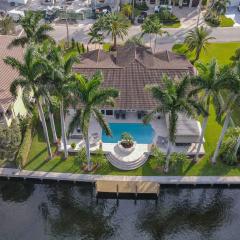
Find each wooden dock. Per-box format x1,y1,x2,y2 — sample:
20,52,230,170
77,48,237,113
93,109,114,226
96,180,160,197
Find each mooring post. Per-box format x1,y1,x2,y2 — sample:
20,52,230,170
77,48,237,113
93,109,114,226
116,184,119,199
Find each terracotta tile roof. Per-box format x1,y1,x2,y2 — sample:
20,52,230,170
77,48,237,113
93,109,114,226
73,44,194,110
0,35,24,112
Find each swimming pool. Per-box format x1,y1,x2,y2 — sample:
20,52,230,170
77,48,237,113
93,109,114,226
102,123,154,144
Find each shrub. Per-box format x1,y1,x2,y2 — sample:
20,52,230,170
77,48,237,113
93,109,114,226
151,145,165,167
204,10,220,26
169,152,188,171
121,132,134,148
135,1,149,11
149,12,180,24
218,127,240,165
71,142,76,149
16,121,33,168
77,147,87,166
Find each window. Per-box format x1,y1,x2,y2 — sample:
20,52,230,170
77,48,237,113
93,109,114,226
101,110,105,114
106,110,113,116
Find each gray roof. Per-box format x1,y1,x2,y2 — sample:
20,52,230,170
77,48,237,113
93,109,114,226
166,114,201,143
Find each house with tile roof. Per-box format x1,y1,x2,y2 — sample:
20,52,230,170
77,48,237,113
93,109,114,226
63,44,204,169
0,35,27,127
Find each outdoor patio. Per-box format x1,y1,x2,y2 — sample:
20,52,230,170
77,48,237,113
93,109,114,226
58,109,205,170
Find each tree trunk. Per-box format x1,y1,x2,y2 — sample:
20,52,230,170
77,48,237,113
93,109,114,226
234,136,240,156
195,104,209,162
48,105,58,143
37,99,53,159
60,99,68,159
164,141,173,173
113,35,117,50
154,34,157,53
149,34,152,49
194,48,201,63
212,110,232,164
85,134,92,171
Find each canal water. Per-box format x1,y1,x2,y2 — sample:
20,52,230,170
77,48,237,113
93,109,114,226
0,179,240,240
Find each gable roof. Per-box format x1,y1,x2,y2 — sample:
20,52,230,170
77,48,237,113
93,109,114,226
0,35,24,112
73,44,194,110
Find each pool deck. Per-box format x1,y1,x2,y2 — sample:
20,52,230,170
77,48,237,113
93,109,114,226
1,167,240,185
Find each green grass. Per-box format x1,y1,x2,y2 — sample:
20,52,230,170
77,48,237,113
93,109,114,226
24,42,240,176
219,15,235,27
162,22,181,28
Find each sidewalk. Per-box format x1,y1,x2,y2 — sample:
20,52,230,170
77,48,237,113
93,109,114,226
1,167,240,185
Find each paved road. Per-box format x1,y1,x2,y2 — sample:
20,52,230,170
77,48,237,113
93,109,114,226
51,21,240,51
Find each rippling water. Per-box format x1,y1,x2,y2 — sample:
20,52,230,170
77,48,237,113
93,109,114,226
0,179,240,240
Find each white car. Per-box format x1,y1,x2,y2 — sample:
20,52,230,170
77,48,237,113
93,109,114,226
154,5,173,13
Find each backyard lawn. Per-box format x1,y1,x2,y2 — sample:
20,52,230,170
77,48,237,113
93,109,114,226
24,42,240,176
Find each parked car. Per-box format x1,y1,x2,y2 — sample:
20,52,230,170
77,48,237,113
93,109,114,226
154,5,173,14
137,11,148,24
93,6,111,18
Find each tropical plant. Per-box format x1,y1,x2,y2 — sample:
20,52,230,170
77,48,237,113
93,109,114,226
125,36,144,46
211,0,230,15
88,26,104,55
121,4,133,19
9,11,54,48
0,16,15,35
43,44,79,159
230,48,240,66
212,63,240,164
218,127,240,165
184,26,215,63
4,47,53,159
93,13,130,50
68,72,118,170
144,75,205,172
121,132,134,148
190,59,228,161
141,17,168,52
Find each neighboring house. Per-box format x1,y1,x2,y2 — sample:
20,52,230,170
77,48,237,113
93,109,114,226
0,35,27,127
70,44,203,157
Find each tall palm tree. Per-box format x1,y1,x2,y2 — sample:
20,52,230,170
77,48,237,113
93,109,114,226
9,11,54,48
45,45,79,159
0,16,15,35
212,0,230,15
88,26,104,51
212,64,240,164
141,17,154,49
68,72,118,170
94,13,130,50
190,59,228,161
184,26,215,63
4,46,53,159
144,75,205,172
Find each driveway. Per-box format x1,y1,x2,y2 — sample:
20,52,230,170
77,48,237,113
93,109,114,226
226,7,240,26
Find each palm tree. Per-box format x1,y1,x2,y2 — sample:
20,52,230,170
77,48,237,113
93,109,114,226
212,0,230,15
212,64,240,164
68,72,118,170
9,11,54,48
121,4,133,19
0,16,15,35
88,26,104,50
141,17,154,49
44,45,79,159
184,26,215,64
190,59,228,161
4,46,53,159
144,75,205,172
94,13,130,50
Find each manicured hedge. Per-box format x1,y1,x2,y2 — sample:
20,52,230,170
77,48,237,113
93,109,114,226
16,122,33,168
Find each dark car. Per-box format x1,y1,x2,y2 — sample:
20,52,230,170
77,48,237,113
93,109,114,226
93,6,111,18
137,11,148,24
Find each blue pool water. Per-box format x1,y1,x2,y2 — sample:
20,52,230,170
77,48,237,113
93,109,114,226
102,123,154,144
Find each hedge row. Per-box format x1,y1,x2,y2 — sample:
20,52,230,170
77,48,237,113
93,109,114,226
16,122,33,168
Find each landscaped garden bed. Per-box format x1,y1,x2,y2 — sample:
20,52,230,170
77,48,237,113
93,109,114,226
148,12,181,28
